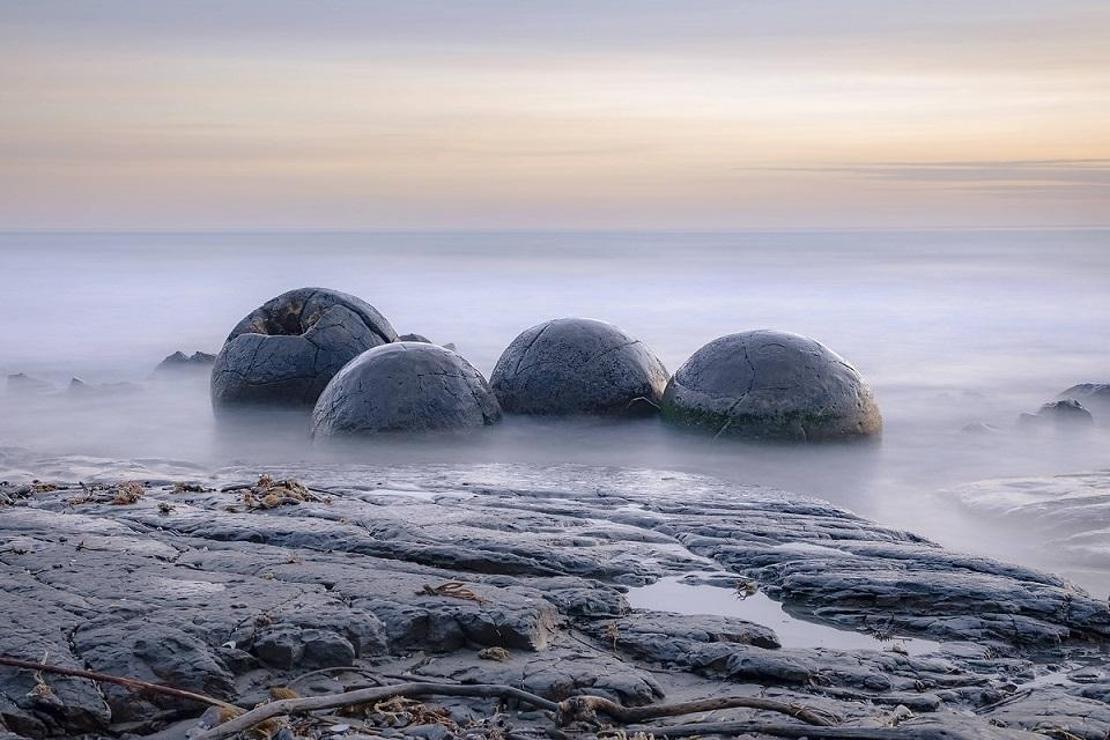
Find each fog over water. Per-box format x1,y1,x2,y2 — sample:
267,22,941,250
2,230,1109,592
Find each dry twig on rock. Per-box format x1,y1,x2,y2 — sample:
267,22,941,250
0,655,242,715
196,682,559,740
558,694,838,727
196,680,837,739
624,721,919,738
418,581,487,604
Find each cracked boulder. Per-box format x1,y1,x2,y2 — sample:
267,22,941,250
210,287,397,409
311,342,501,436
490,318,669,416
661,330,882,441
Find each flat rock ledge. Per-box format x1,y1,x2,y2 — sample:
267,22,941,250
0,463,1108,739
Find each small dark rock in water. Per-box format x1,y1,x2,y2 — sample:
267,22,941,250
661,330,882,441
211,287,397,409
155,350,216,372
6,373,52,394
397,332,432,343
1018,399,1094,429
312,342,501,436
490,317,668,416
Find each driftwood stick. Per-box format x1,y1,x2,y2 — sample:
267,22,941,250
200,678,839,739
197,682,561,740
626,721,904,738
0,655,242,714
559,694,838,726
286,665,386,688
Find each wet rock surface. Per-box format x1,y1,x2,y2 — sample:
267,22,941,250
662,330,882,441
211,288,397,409
311,343,501,436
490,318,669,416
0,462,1107,738
949,470,1110,578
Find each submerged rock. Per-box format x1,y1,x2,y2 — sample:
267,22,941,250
154,350,215,373
5,373,52,394
661,330,882,441
490,318,669,416
962,421,1002,434
210,288,396,409
312,342,501,436
1018,399,1094,429
67,377,142,397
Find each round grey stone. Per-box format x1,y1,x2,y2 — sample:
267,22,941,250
211,287,397,409
489,318,669,416
661,330,882,441
311,342,501,436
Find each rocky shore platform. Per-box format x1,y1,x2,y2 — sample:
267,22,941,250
2,462,1109,739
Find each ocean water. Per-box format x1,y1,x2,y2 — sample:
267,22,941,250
2,229,1109,591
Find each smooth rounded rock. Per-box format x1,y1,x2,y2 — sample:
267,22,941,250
661,330,882,441
311,342,501,436
211,288,396,409
489,318,669,416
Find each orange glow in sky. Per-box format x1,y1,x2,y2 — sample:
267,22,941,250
2,1,1108,229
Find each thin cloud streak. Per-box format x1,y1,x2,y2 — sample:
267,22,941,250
752,160,1110,191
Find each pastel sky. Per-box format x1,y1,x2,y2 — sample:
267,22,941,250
2,1,1108,229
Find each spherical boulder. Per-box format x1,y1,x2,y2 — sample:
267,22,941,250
311,342,501,436
661,330,881,441
489,318,669,416
211,288,397,409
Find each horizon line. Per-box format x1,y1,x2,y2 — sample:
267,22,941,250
2,225,1109,236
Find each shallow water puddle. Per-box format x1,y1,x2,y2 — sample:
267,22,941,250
627,575,941,655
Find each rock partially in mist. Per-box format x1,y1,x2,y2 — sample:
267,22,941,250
210,287,396,410
6,373,53,394
1018,399,1094,430
1057,383,1110,422
311,342,501,436
154,350,215,373
490,317,669,416
661,330,882,441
